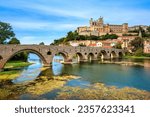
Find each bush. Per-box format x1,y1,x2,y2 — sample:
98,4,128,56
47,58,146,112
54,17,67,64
134,48,143,56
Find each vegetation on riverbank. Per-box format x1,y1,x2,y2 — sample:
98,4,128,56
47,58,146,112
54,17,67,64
124,56,150,59
0,61,32,80
56,83,150,100
4,61,32,69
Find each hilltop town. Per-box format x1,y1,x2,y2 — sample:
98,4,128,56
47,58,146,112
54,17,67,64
53,17,150,55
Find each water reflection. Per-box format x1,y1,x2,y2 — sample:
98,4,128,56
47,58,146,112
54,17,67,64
12,53,42,84
52,55,64,75
12,63,42,84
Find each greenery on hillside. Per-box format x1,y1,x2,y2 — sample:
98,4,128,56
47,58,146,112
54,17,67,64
129,37,150,57
52,31,118,45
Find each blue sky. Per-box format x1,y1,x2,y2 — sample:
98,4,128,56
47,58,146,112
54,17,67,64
0,0,150,44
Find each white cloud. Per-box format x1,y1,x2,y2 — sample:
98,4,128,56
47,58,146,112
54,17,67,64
20,36,54,45
10,20,82,31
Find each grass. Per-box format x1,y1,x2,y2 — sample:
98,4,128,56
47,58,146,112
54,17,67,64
0,61,33,80
4,61,32,69
123,56,150,59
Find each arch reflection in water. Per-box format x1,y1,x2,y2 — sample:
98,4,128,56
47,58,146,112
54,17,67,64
52,56,64,75
12,53,42,84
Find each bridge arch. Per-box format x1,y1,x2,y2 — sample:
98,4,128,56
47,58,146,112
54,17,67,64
88,53,94,61
0,55,3,60
76,52,84,62
97,50,108,59
110,51,117,59
56,52,68,60
118,52,123,58
3,49,47,68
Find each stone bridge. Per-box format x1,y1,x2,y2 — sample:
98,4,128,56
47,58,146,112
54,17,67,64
0,44,125,70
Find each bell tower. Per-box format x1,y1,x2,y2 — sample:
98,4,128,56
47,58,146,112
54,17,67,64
98,16,104,26
90,18,93,27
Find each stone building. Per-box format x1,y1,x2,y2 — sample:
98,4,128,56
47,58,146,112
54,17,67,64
77,17,128,36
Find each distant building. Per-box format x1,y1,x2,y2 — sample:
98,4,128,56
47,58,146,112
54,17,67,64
144,40,150,53
128,25,148,32
77,17,128,36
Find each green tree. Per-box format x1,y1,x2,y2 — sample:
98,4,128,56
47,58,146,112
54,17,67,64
8,37,20,44
113,43,122,49
130,37,143,52
11,52,28,62
0,21,15,44
66,31,74,41
39,42,45,45
134,48,143,56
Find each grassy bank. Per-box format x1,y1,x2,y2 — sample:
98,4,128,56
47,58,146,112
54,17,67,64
0,61,32,80
123,56,150,59
4,61,32,69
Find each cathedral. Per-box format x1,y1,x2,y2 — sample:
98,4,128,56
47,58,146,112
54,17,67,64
77,17,128,36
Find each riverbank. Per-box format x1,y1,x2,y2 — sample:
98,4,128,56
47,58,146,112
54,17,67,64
124,56,150,59
4,61,33,69
0,74,80,99
56,83,150,100
0,61,33,80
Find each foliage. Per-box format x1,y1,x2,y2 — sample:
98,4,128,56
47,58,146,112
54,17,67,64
79,43,86,47
122,33,138,36
142,53,150,57
4,61,32,69
113,43,122,49
8,37,20,44
52,31,118,45
130,37,143,52
101,33,118,40
0,21,15,44
134,48,143,56
39,42,45,45
10,52,29,62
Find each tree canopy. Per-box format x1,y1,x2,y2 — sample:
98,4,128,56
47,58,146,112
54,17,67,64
39,42,45,45
130,37,143,52
8,37,20,44
0,21,15,44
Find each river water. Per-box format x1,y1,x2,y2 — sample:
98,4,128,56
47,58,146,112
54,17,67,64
0,55,150,99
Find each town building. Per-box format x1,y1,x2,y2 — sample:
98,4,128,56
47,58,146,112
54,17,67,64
77,17,128,36
69,39,121,49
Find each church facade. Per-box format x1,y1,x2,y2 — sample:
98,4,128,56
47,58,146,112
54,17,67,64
77,17,128,36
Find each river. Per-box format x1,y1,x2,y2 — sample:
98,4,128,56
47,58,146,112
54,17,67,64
0,54,150,100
